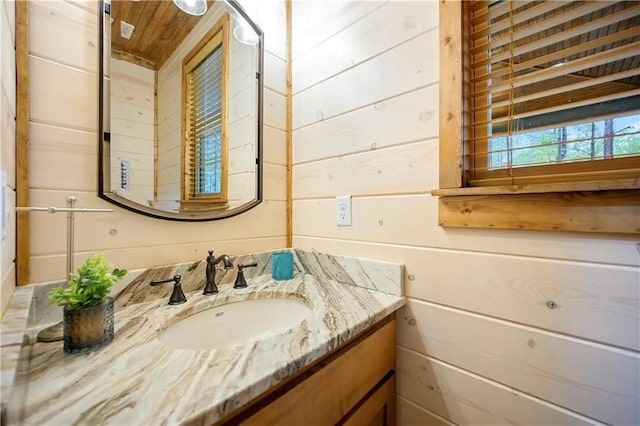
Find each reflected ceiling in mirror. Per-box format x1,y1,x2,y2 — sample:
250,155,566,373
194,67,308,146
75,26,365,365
99,0,264,221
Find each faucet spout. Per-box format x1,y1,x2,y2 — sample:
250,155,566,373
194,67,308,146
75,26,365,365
217,255,233,269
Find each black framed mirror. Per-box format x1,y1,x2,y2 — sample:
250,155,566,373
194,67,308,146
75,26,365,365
99,0,263,221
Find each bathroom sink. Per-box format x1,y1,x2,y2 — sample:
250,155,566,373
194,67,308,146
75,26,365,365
157,298,312,350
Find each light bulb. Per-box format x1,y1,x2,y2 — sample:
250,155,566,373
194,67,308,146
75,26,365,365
173,0,207,16
233,20,257,45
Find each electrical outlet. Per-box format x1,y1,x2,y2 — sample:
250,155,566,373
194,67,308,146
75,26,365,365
336,195,352,226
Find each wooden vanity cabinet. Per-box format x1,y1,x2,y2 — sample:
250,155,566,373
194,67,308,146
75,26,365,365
220,316,396,426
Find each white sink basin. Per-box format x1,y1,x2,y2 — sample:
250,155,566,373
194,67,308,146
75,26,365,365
157,298,312,350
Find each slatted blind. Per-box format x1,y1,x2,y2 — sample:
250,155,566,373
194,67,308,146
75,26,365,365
467,0,640,185
185,43,224,198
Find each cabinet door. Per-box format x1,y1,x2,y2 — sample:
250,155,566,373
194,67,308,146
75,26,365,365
342,373,396,426
242,320,396,425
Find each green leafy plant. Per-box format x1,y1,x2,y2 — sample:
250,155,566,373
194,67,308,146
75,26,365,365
49,253,127,310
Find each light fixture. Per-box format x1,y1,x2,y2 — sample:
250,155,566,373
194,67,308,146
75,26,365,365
233,19,258,45
173,0,207,16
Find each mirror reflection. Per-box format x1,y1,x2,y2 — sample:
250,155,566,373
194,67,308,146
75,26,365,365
100,0,263,220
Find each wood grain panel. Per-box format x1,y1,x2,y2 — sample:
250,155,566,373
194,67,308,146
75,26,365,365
110,58,155,204
293,141,437,199
1,264,16,315
29,123,96,191
292,197,640,267
293,1,437,94
294,236,639,351
413,248,638,346
438,190,640,234
438,0,464,189
110,58,154,108
264,51,287,95
397,346,600,425
396,396,454,426
1,189,16,281
264,87,286,130
285,0,292,248
263,163,287,202
156,114,178,147
1,88,16,188
263,125,286,166
28,190,286,257
293,30,438,130
2,0,16,42
291,1,383,59
397,300,640,425
65,0,100,15
28,0,98,73
1,2,16,115
16,0,29,285
293,86,438,165
29,236,286,284
29,56,97,132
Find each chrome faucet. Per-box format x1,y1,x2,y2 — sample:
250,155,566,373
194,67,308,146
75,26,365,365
203,250,233,295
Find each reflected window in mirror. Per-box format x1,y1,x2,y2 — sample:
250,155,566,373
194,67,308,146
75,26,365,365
182,14,229,211
100,1,264,221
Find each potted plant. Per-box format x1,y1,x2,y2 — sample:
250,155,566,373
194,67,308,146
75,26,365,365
49,253,127,353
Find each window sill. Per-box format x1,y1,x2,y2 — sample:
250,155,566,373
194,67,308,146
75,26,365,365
433,185,640,235
179,200,229,212
432,178,640,197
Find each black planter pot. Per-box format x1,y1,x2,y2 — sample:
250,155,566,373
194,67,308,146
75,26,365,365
63,297,114,354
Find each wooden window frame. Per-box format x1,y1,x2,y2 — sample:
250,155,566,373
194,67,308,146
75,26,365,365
180,14,230,211
433,0,640,235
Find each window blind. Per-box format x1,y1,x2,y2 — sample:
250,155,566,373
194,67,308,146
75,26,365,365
186,44,224,198
467,0,640,185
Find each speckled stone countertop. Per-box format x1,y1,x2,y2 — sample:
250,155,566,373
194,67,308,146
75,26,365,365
1,250,404,425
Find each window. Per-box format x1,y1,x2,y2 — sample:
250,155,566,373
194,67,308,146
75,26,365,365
468,0,640,186
181,15,229,209
436,0,640,234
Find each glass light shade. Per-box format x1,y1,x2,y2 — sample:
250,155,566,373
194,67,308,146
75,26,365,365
173,0,207,16
233,21,258,45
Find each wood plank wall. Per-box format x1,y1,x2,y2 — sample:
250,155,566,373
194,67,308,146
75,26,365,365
110,58,155,206
24,0,287,284
290,2,640,425
0,0,16,313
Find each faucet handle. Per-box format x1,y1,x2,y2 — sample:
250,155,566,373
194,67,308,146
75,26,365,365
150,275,187,305
234,263,258,289
239,262,258,271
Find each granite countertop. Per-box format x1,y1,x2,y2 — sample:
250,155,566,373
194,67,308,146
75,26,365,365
1,250,405,425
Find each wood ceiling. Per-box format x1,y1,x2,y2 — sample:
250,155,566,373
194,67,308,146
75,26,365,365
111,1,215,70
